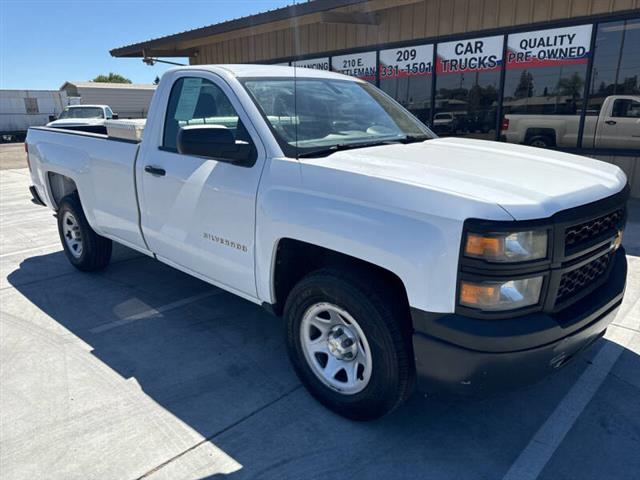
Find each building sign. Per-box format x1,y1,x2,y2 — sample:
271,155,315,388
379,44,434,79
506,25,592,69
331,51,377,81
436,35,503,74
292,57,330,70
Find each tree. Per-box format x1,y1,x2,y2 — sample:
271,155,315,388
556,73,584,100
92,73,132,84
514,70,534,98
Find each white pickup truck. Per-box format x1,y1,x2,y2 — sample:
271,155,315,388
501,94,640,150
46,104,117,134
26,65,629,420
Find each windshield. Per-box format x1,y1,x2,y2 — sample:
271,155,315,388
241,78,435,157
58,107,104,119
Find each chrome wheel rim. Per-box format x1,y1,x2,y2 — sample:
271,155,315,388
300,302,372,395
62,211,83,258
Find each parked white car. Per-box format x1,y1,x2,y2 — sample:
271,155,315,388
432,112,458,134
26,65,628,420
502,94,640,149
47,104,117,133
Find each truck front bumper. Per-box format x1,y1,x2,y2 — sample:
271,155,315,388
411,249,626,395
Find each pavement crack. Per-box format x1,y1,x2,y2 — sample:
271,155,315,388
608,370,640,390
133,384,303,480
611,322,640,334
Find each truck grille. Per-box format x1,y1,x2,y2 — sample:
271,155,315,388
555,253,612,306
565,209,624,253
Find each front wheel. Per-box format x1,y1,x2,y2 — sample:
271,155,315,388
57,194,112,271
284,269,414,420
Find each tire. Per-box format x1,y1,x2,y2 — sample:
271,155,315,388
527,135,553,149
57,193,112,271
284,268,414,420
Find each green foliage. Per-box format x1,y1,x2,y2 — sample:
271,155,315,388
556,73,584,99
92,73,132,84
514,70,534,98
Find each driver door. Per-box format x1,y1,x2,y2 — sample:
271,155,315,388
137,73,264,299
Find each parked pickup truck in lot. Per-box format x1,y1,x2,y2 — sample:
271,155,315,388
26,65,629,420
46,104,117,134
501,94,640,150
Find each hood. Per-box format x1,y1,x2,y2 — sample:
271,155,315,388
47,118,105,127
302,137,627,220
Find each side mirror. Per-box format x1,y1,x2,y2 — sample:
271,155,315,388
49,115,56,122
177,125,254,165
112,113,119,120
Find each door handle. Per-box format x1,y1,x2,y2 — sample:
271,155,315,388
144,165,166,176
605,120,617,125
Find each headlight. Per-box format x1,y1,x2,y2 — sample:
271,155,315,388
464,230,547,262
459,276,543,311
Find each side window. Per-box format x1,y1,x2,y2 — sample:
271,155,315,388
105,107,113,119
584,19,640,149
611,99,640,118
163,77,251,151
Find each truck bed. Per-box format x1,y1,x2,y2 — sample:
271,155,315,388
47,124,109,135
26,126,147,252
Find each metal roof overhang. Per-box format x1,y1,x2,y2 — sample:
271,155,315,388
110,0,422,58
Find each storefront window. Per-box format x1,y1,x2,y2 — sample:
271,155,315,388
583,18,640,150
276,16,638,154
379,44,434,125
331,51,377,83
434,35,503,140
501,25,592,149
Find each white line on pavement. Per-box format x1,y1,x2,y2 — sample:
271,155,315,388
90,290,221,334
502,327,636,480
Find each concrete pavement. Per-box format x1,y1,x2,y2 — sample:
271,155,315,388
1,167,638,480
0,143,27,170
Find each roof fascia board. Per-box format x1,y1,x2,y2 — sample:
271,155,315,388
111,0,423,57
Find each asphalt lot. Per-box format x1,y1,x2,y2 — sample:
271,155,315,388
1,165,639,480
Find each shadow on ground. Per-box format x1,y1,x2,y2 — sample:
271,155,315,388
6,251,640,480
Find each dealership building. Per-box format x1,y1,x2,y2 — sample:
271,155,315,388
112,0,640,193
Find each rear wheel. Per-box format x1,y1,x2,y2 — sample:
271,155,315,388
527,135,553,149
284,269,414,420
57,194,112,271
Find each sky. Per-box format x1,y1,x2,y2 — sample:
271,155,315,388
0,0,295,90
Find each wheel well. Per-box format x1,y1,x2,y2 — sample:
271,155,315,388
47,172,78,209
271,238,410,316
525,128,556,146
